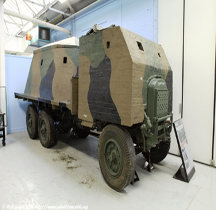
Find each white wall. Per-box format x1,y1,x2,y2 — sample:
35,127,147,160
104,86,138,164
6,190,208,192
0,1,6,117
5,35,27,53
158,0,183,155
158,0,216,164
183,0,215,164
52,0,158,42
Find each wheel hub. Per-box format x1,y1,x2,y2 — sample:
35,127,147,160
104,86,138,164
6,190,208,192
104,139,122,177
40,118,47,140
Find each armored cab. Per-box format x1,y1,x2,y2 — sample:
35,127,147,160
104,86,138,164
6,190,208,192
15,25,173,192
78,25,172,127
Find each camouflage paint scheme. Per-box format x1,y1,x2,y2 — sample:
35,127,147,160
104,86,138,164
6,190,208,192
78,26,172,127
17,25,172,129
24,44,79,107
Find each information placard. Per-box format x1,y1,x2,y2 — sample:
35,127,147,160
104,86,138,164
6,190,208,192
173,119,195,182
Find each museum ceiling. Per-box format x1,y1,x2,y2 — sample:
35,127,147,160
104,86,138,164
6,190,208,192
3,0,98,37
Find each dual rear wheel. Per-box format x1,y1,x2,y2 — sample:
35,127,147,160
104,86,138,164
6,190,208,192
38,109,57,148
26,105,90,148
26,105,38,139
26,105,57,148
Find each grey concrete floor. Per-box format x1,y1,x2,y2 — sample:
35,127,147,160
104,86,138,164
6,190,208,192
0,131,216,210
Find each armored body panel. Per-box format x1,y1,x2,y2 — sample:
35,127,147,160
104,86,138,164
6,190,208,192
23,38,79,107
78,26,172,127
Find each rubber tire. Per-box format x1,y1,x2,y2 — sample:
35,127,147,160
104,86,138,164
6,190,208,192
148,140,171,164
26,104,38,139
98,125,136,192
38,109,56,148
76,127,90,138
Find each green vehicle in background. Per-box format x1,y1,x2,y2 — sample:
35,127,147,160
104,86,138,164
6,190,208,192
15,25,173,191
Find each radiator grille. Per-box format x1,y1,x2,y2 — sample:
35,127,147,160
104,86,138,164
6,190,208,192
157,90,169,118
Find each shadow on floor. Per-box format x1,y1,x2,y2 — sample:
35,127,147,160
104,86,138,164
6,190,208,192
52,132,99,160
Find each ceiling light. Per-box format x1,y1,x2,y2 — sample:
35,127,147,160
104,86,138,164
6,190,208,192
22,22,33,32
59,0,66,3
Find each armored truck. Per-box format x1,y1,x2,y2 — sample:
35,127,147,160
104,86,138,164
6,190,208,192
15,25,173,191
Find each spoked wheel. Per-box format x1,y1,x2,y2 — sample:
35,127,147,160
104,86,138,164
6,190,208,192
26,105,38,139
38,109,56,148
145,140,171,164
98,125,136,191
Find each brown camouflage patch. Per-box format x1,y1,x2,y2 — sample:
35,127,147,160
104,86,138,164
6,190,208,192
52,48,77,102
78,54,94,125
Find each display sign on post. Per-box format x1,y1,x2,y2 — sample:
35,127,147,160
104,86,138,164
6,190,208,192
173,119,195,182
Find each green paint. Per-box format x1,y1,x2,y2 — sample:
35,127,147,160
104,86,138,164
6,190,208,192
24,67,33,95
79,31,105,68
142,41,166,106
40,46,54,80
65,47,79,67
103,138,123,178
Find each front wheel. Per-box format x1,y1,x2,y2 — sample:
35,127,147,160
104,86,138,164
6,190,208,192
146,140,171,163
38,109,56,148
98,125,136,191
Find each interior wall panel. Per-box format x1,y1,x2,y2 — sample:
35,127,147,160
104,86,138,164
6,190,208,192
213,0,216,166
52,0,158,42
183,0,215,164
158,0,183,155
5,55,32,134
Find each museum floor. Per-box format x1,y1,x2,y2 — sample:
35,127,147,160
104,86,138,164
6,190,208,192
0,131,215,210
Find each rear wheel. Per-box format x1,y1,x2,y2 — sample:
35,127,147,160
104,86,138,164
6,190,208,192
98,125,136,191
146,140,170,163
26,105,38,139
38,109,56,148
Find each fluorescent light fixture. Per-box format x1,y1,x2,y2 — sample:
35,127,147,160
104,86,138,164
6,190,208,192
22,22,33,32
59,0,66,3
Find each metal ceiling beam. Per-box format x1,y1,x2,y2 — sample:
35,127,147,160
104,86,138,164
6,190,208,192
21,0,36,15
24,0,44,7
5,20,23,27
49,7,70,16
34,0,59,18
4,9,71,35
15,0,23,25
24,0,69,16
14,0,59,37
49,13,62,23
66,0,75,14
6,14,22,28
57,0,105,26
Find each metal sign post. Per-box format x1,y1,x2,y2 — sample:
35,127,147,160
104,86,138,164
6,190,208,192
173,119,195,182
